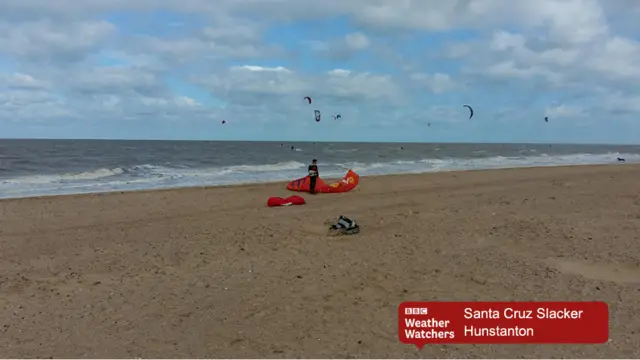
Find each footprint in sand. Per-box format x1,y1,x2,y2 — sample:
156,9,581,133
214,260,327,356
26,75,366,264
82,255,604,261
548,258,640,284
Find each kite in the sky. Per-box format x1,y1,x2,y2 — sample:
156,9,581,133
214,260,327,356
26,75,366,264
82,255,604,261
463,105,474,119
315,110,321,122
221,120,226,124
545,116,548,122
332,114,342,120
304,96,312,104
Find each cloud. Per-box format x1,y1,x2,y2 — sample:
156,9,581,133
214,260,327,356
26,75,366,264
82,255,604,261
66,66,163,96
0,72,51,90
309,32,372,61
193,65,405,110
344,32,370,50
410,73,458,94
0,19,115,62
0,0,638,142
545,104,584,118
123,17,283,65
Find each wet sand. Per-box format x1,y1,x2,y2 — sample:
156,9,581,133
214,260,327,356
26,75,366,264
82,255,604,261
1,164,639,358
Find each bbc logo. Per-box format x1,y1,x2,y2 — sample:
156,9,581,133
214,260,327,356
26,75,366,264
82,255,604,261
405,307,428,315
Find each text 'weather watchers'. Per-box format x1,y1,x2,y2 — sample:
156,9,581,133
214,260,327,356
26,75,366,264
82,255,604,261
398,301,608,348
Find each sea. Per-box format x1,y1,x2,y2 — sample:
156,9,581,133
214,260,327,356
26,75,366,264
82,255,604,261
1,139,639,199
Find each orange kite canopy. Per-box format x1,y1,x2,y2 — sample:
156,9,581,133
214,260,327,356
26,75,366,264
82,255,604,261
286,170,359,193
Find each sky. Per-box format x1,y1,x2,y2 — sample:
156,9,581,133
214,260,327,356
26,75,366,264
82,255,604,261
0,0,639,144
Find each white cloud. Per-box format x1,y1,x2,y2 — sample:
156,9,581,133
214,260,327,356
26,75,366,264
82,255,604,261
309,32,371,60
0,19,115,61
0,72,51,90
175,96,200,107
0,0,638,140
233,65,291,73
410,73,458,94
490,31,526,51
601,92,640,114
344,32,370,50
327,69,351,77
545,104,584,118
140,95,200,107
193,65,404,108
66,66,162,96
584,36,640,80
445,1,640,102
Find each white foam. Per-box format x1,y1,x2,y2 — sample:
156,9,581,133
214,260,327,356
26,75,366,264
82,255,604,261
1,167,125,185
0,153,637,199
339,153,640,176
222,161,305,173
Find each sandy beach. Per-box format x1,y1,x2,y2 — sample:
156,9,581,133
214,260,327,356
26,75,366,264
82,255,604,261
1,164,639,358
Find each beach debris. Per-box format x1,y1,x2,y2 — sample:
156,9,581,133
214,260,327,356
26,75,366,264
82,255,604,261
327,215,359,236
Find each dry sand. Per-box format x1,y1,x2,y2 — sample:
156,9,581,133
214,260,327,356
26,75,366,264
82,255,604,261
1,164,640,358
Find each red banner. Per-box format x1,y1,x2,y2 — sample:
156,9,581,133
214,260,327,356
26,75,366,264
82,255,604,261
398,301,608,348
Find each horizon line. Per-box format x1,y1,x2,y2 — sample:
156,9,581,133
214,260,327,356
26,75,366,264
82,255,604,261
0,138,637,146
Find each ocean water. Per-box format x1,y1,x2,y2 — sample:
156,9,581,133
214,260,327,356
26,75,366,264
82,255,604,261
0,139,639,199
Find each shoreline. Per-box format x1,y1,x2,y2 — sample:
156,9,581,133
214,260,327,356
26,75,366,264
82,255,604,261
0,162,630,202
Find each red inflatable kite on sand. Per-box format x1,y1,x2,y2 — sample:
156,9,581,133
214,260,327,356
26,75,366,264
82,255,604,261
286,169,359,194
267,195,306,207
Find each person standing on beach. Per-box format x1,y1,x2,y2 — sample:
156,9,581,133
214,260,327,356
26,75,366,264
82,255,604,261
308,159,319,194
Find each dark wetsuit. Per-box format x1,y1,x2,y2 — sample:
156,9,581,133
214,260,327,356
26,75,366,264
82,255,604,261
308,164,319,194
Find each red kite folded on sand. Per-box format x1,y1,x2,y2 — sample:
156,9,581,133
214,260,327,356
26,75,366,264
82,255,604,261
267,195,306,207
286,169,359,194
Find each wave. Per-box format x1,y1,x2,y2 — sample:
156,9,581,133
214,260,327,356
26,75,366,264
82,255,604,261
0,153,637,199
335,153,640,175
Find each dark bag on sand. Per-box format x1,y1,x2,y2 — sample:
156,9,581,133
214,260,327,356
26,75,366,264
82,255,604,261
328,215,359,235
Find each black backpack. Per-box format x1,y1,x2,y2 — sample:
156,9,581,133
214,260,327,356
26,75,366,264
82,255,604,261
329,215,359,235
